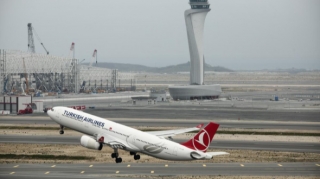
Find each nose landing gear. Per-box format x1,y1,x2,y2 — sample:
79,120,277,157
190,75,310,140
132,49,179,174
59,125,64,135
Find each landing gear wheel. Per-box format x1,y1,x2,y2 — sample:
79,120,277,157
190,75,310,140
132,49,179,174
115,157,122,163
130,152,136,156
111,153,119,158
59,125,64,135
134,154,140,160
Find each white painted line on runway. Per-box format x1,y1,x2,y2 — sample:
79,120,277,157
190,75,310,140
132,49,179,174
116,171,119,174
89,165,93,167
151,171,154,174
165,164,168,167
203,164,206,167
10,172,15,174
316,164,320,167
45,171,50,174
51,165,56,168
80,171,85,174
240,164,244,167
127,164,131,167
278,164,282,167
13,165,19,168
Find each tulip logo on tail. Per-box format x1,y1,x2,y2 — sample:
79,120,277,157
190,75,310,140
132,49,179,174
192,129,210,151
181,122,219,152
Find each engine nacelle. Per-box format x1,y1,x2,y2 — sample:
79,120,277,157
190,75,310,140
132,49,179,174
80,135,103,150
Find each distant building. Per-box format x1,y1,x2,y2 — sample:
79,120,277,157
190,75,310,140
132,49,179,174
150,90,167,102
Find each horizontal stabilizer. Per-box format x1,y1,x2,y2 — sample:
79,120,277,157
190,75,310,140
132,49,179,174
206,152,229,157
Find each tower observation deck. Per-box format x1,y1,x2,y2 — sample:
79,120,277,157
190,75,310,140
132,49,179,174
189,0,210,9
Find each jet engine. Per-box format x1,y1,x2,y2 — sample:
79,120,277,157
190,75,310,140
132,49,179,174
80,135,103,150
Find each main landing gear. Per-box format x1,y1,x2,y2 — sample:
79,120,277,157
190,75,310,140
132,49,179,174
130,152,140,160
59,125,64,135
111,149,122,163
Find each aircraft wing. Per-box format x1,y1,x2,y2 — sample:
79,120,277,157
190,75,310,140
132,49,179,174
146,123,204,138
96,134,128,149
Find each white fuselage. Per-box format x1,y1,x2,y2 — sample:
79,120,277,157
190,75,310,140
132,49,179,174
47,107,211,161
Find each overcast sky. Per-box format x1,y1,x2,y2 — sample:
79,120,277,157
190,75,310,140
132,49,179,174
1,0,319,70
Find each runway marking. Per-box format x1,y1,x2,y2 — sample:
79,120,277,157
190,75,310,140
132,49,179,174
116,171,119,174
45,171,50,174
10,172,15,175
13,165,19,168
278,164,283,167
127,164,131,167
151,170,154,174
89,165,93,167
80,171,85,174
51,165,56,168
165,164,168,167
240,164,244,167
316,164,320,167
203,164,206,167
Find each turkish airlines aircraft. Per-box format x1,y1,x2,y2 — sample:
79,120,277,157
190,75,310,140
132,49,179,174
47,106,228,163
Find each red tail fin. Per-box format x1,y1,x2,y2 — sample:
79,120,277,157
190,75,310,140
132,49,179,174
181,122,219,152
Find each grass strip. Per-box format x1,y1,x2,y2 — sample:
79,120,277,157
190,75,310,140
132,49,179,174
0,154,94,160
1,126,319,136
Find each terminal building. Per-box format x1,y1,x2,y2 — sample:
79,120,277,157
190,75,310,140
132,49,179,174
169,0,222,100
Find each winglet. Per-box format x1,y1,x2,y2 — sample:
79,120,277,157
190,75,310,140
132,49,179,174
196,123,204,129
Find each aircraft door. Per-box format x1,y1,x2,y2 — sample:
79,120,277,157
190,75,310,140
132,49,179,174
127,135,139,151
172,146,178,156
127,135,136,144
55,109,60,121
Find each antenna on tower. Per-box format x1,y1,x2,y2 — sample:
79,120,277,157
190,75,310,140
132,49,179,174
27,23,35,53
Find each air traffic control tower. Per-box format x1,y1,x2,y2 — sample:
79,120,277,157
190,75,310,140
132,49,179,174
169,0,222,100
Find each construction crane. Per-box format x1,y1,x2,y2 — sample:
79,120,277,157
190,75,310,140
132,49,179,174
22,58,29,94
27,23,35,53
89,49,97,67
68,42,75,59
27,23,49,55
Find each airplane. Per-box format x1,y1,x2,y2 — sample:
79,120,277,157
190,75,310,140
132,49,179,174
47,106,228,163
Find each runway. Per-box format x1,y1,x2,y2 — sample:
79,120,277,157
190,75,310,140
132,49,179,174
87,107,320,122
0,163,319,178
1,115,319,130
1,135,319,153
